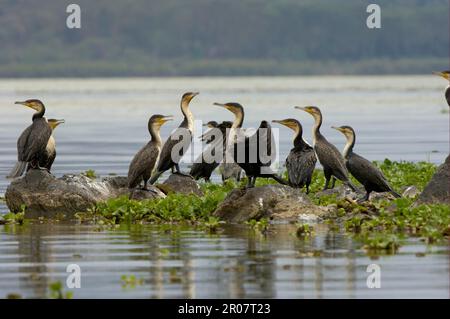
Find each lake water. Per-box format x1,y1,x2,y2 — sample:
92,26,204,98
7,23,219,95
0,76,448,298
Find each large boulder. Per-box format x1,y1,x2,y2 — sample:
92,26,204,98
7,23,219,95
417,155,450,204
213,185,327,223
157,174,204,196
5,170,165,218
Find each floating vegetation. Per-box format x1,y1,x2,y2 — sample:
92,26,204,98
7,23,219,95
82,169,97,179
245,218,270,234
120,275,144,289
48,281,73,299
295,223,315,237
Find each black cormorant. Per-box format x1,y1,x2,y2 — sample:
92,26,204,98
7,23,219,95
8,99,52,178
149,92,198,184
214,102,287,188
128,115,173,190
332,125,400,201
295,106,357,192
27,119,65,172
272,118,317,193
190,121,232,182
433,70,450,106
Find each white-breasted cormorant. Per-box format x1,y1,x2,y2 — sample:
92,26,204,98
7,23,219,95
27,119,65,172
295,106,357,192
149,92,198,184
433,70,450,106
8,99,52,178
332,125,400,201
214,102,287,188
128,115,173,190
272,118,317,193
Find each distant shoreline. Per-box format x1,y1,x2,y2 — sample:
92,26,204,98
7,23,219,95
1,58,447,78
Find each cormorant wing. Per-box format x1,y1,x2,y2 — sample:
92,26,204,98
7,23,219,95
18,119,52,162
347,153,392,191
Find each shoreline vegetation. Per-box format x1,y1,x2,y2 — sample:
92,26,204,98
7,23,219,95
1,160,449,255
0,58,447,78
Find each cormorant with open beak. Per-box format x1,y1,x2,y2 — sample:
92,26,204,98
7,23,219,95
149,92,198,184
214,102,287,188
433,70,450,106
8,99,52,178
332,125,400,201
128,115,173,190
272,118,317,193
296,106,357,192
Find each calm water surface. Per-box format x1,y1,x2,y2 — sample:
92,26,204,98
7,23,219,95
0,76,448,298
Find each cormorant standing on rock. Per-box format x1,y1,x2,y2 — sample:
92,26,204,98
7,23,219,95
128,115,173,190
8,99,52,178
149,92,198,184
295,106,357,192
272,118,317,193
332,125,400,201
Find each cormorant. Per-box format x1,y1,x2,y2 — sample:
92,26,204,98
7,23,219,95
433,70,450,106
149,92,198,184
190,121,231,182
27,119,65,172
272,118,317,193
214,102,287,188
295,106,357,192
128,115,173,190
8,99,52,178
332,125,400,201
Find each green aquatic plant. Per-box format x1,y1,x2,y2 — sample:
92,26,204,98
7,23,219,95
245,218,270,233
48,281,73,299
120,275,144,289
295,223,315,237
83,169,97,179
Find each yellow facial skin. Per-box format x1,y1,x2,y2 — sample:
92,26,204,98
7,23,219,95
433,71,450,80
331,126,354,140
155,116,173,127
272,119,297,131
47,119,65,130
15,100,44,112
295,106,318,115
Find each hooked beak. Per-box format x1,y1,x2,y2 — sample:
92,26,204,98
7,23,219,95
433,71,450,80
56,119,65,125
272,119,283,124
295,106,309,113
15,101,28,106
213,102,226,108
161,115,174,124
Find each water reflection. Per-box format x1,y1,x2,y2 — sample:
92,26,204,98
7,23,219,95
0,223,448,298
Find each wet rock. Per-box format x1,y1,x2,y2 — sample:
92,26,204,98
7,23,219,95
213,185,327,223
157,174,203,196
417,155,450,204
5,170,165,218
317,185,399,201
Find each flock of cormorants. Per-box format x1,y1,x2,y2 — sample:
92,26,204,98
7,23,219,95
7,71,450,202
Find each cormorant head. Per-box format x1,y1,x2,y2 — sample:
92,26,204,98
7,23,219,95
433,70,450,81
15,99,45,113
213,102,244,117
47,119,65,131
181,92,199,104
295,106,322,122
203,121,218,128
331,125,355,140
272,118,301,133
149,114,173,129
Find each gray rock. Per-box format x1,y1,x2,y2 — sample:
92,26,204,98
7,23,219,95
317,185,400,201
213,185,327,223
5,170,165,218
157,174,204,196
417,155,450,204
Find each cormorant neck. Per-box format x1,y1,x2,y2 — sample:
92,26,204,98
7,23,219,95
343,133,355,159
232,110,244,129
311,114,322,145
181,99,194,131
149,124,162,145
32,108,45,121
